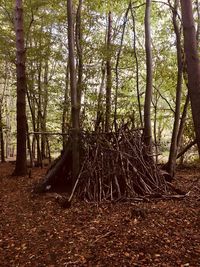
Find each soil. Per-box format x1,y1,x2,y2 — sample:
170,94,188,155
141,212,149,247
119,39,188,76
0,162,199,267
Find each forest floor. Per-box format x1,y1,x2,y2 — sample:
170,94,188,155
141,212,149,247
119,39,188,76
0,162,200,267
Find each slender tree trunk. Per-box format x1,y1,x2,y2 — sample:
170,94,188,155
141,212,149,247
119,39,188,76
13,0,27,175
67,0,80,180
114,5,130,131
152,91,159,164
0,109,5,163
62,64,70,148
144,0,153,150
196,0,200,45
95,63,106,132
26,87,39,162
37,59,43,166
176,54,191,156
167,0,183,177
180,0,200,155
0,64,7,163
26,121,33,167
177,93,190,148
130,3,143,128
5,112,11,158
26,43,37,160
105,11,112,133
76,0,83,126
41,59,49,160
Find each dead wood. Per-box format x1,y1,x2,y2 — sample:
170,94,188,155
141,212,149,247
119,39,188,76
176,139,197,159
34,128,168,202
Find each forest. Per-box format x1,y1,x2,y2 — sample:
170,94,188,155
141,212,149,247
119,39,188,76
0,0,200,266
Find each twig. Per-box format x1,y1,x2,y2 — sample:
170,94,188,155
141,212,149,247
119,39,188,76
92,231,113,244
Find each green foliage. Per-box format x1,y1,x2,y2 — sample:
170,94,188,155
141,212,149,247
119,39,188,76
0,0,198,163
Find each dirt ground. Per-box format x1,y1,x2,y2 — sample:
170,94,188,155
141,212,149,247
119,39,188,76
0,162,199,267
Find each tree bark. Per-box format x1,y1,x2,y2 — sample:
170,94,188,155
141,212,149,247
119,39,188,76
95,62,106,132
114,5,130,131
196,0,200,45
180,0,200,155
105,11,112,133
152,89,159,164
0,64,7,163
67,0,80,180
130,3,143,128
13,0,27,175
177,93,190,148
0,109,5,163
144,0,153,150
167,0,183,177
62,64,70,148
76,0,83,126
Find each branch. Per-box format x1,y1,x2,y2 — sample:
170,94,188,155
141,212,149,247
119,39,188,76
177,139,197,159
153,85,175,113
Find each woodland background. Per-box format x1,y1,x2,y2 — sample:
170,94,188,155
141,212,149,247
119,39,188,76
0,0,199,174
0,1,200,266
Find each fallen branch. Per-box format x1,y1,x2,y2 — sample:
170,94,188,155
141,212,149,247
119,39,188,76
177,139,197,159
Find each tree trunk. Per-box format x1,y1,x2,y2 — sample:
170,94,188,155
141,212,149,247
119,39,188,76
0,109,5,163
36,58,43,166
114,5,130,131
167,0,183,177
196,0,200,45
62,64,70,148
26,121,33,167
144,0,153,150
130,3,143,128
105,11,112,133
13,0,27,176
67,0,80,180
41,59,49,160
76,0,83,127
180,0,200,155
26,86,41,164
152,90,159,164
95,62,106,132
0,66,7,163
177,93,190,148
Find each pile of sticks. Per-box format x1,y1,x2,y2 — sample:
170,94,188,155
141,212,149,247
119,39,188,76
75,128,167,201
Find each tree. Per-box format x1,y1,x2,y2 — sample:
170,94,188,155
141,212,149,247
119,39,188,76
180,0,200,156
144,0,153,151
75,0,83,126
130,2,143,128
105,11,112,133
114,4,130,131
2,0,200,184
166,0,183,177
0,108,5,163
67,0,80,180
0,63,7,163
13,0,27,175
